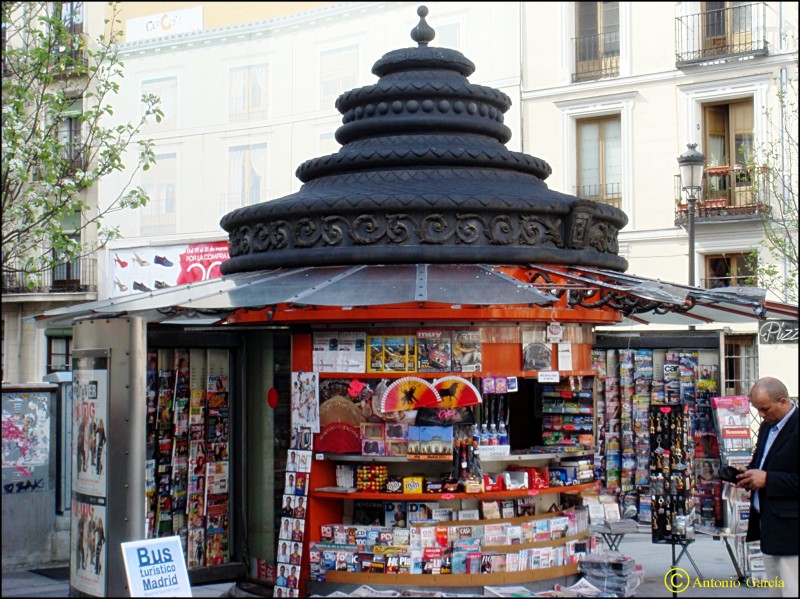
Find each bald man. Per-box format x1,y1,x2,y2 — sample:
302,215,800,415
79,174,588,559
737,377,797,597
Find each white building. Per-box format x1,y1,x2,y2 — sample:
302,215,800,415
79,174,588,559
4,2,797,393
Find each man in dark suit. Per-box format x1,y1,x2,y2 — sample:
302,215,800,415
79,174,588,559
737,377,797,597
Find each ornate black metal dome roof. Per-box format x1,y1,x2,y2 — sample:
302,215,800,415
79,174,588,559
220,6,628,275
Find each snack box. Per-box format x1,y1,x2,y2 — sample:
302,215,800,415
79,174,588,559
501,470,528,490
483,473,504,492
508,466,549,489
403,476,424,494
384,422,409,440
385,439,408,457
360,422,385,441
362,439,385,456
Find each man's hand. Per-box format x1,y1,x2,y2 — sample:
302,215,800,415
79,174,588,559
737,469,767,490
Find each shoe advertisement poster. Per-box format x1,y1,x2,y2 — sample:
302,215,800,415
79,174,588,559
110,241,229,297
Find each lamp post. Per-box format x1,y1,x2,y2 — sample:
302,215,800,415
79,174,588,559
677,143,706,287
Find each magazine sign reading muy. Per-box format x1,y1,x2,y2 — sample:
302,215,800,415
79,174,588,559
121,536,191,597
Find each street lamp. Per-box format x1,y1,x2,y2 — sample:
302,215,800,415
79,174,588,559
677,143,706,287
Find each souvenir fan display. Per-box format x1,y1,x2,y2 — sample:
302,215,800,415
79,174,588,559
380,377,441,412
316,422,361,454
319,395,362,428
432,376,482,407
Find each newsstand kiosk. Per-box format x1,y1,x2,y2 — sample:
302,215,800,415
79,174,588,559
45,7,797,597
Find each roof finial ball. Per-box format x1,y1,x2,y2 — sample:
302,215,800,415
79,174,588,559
411,6,436,46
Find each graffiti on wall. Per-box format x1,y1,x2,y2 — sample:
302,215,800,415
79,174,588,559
2,391,51,493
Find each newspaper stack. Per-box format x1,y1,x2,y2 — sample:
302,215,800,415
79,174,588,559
577,553,642,597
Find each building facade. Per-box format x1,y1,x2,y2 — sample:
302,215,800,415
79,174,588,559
4,2,797,393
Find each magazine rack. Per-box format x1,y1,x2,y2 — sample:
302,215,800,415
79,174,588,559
306,453,597,593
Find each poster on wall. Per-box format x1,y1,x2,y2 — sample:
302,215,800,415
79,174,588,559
70,495,107,596
110,241,230,297
2,389,51,494
72,358,109,497
291,372,320,433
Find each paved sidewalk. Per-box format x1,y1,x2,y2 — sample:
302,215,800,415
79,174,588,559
621,533,774,597
1,535,786,597
0,564,240,598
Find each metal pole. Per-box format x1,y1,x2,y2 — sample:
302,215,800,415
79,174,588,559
687,194,696,287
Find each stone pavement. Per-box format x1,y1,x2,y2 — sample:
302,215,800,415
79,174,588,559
0,563,245,598
1,534,788,597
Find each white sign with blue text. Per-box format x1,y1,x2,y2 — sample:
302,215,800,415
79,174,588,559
121,536,192,597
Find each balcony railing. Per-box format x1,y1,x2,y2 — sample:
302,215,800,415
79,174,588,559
675,3,767,65
2,257,97,294
574,183,622,210
674,166,769,224
572,30,620,83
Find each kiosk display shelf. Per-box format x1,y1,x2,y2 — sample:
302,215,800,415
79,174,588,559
304,453,597,589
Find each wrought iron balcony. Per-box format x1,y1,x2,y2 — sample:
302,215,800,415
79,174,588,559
2,257,97,294
572,30,620,83
674,166,769,224
574,183,622,210
675,3,767,65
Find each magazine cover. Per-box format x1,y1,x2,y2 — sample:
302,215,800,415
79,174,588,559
188,526,206,568
189,389,206,427
207,409,229,445
383,336,409,372
145,459,156,538
452,330,482,372
336,331,367,373
205,460,229,495
417,330,452,372
206,530,229,566
313,332,338,373
368,336,384,372
353,500,385,526
711,396,753,457
384,501,408,528
207,374,229,410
